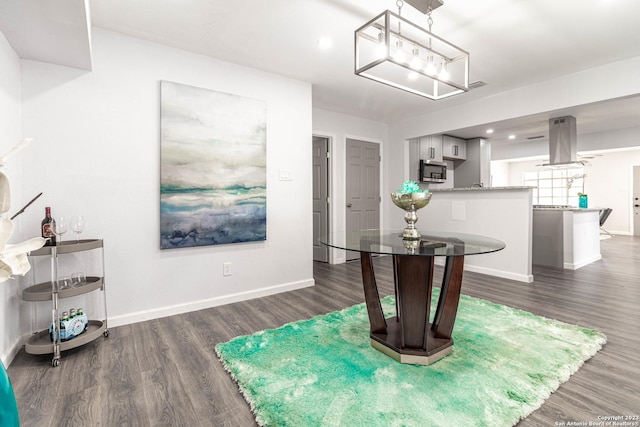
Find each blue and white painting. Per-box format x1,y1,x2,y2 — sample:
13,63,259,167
160,81,266,249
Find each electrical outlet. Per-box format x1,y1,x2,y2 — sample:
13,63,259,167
279,170,293,181
223,262,232,276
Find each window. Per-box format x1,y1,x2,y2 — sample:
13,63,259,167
523,168,585,206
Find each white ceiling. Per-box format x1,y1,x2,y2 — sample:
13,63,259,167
2,0,640,144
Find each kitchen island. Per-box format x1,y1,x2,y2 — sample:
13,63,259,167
420,186,534,282
532,206,601,269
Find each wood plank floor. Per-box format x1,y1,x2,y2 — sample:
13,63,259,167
8,236,640,426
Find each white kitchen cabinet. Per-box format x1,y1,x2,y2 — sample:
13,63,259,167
419,135,443,162
442,135,466,160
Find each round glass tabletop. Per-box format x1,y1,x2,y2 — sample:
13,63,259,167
319,229,505,257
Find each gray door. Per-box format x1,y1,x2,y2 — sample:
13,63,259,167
634,166,640,236
313,136,329,262
346,139,380,261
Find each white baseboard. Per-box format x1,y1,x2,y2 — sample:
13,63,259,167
461,264,534,283
107,278,315,328
604,230,631,236
434,258,534,283
564,254,602,270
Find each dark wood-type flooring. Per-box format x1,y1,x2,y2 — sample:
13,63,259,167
8,236,640,426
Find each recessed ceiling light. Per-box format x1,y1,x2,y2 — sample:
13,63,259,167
317,38,332,50
508,135,516,140
486,129,494,134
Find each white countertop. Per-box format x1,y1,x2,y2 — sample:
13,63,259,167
533,207,601,212
429,186,534,192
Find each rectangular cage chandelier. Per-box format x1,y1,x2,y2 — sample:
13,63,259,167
354,3,469,100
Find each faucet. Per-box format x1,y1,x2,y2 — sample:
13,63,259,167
471,182,484,188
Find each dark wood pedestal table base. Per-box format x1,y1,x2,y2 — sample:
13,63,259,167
320,230,505,365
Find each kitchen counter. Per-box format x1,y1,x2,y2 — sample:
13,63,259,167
430,186,534,192
532,209,601,270
533,206,601,212
418,186,534,282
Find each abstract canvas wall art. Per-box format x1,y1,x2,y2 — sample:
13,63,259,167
160,81,267,249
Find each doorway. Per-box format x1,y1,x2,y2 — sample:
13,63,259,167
312,136,330,262
633,165,640,236
345,138,381,261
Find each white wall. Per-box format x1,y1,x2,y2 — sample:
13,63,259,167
15,28,314,351
312,108,388,263
0,31,25,364
490,161,510,187
498,147,640,234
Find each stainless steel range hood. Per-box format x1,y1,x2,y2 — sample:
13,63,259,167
543,116,589,168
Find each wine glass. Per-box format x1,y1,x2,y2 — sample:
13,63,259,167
70,215,85,242
53,216,68,244
58,275,71,290
71,272,86,288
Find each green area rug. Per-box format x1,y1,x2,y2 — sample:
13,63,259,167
215,290,606,426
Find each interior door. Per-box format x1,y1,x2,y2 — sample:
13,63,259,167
634,166,640,236
312,137,329,262
346,139,380,261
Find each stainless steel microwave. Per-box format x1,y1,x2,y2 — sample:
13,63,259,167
419,159,447,183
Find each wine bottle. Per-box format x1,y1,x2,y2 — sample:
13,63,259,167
60,311,69,341
49,311,68,342
41,207,56,246
77,308,88,333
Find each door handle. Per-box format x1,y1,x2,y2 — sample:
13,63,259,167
346,203,352,208
635,205,640,207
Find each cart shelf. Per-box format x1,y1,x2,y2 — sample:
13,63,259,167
25,320,107,355
22,276,104,301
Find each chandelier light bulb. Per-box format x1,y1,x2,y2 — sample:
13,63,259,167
410,47,422,70
393,39,406,63
375,44,387,59
425,56,437,75
374,32,387,59
438,62,450,81
394,50,406,63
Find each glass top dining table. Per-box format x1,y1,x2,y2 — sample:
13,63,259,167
319,229,506,257
318,229,506,366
